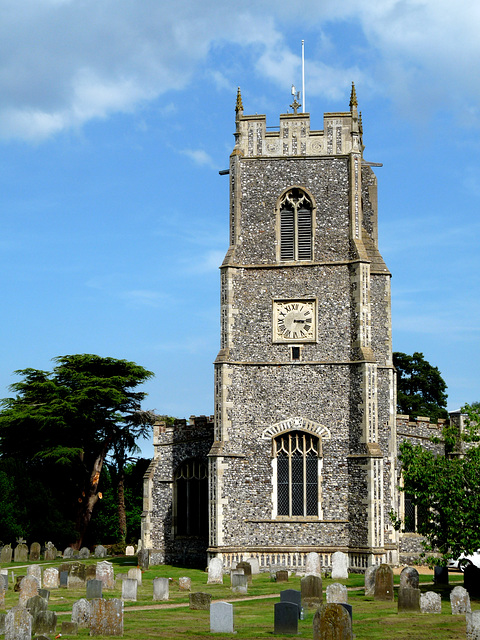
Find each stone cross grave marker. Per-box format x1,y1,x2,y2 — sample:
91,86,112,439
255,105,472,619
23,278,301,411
305,551,322,576
450,585,471,614
274,602,298,635
331,551,348,579
207,557,224,584
210,602,234,633
301,574,323,608
374,564,394,601
326,582,348,604
89,597,123,636
420,591,441,613
313,603,353,640
153,577,169,601
44,541,57,561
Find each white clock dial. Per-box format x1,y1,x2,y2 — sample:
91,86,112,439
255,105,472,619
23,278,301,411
273,300,316,342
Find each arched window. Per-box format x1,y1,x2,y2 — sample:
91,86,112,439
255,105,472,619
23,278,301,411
279,188,313,261
274,431,320,517
174,459,208,537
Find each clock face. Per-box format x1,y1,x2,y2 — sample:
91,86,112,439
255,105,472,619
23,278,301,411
273,300,316,342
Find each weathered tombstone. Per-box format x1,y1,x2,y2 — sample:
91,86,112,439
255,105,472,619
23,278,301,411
400,566,419,590
230,568,244,585
44,541,57,561
274,602,298,635
86,564,97,580
420,591,442,613
210,601,234,633
153,577,169,601
179,576,191,591
0,613,5,636
72,598,91,628
39,588,50,601
78,546,90,559
0,568,8,589
125,545,135,556
326,582,348,604
190,592,212,610
464,564,480,597
27,564,42,588
313,603,353,640
305,551,322,577
237,561,252,583
128,566,142,585
466,610,480,640
14,543,28,563
450,585,471,614
398,587,421,612
331,551,348,580
29,542,41,562
19,575,39,606
301,574,323,608
94,544,107,558
60,571,69,588
434,565,449,585
0,580,5,608
122,578,138,601
43,567,59,589
68,563,86,588
89,597,123,636
280,589,302,618
96,560,115,589
207,557,224,584
26,594,48,618
61,620,78,635
231,573,248,594
364,565,378,596
0,544,12,563
245,556,260,574
341,603,353,621
63,547,74,559
374,564,394,601
86,579,103,599
33,611,57,636
276,570,288,582
5,606,32,640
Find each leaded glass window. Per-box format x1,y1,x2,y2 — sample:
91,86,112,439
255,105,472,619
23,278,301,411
175,459,208,537
279,188,313,261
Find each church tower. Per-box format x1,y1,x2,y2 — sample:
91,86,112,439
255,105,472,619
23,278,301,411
209,86,398,569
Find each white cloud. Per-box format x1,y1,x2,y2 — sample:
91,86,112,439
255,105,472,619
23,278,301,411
181,148,216,168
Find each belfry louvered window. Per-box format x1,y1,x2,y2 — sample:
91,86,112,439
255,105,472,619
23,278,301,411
279,188,313,261
275,431,319,516
175,459,208,537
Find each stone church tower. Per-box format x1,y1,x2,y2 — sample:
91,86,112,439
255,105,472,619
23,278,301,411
142,86,399,569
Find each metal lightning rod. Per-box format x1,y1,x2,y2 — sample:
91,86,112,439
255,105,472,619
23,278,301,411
302,40,305,113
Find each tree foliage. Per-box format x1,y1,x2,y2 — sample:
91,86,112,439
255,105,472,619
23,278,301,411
394,351,448,421
0,354,154,547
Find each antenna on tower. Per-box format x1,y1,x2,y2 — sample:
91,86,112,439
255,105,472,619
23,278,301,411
302,40,305,113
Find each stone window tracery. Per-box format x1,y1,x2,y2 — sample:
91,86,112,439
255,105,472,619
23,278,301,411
174,459,208,537
279,188,313,261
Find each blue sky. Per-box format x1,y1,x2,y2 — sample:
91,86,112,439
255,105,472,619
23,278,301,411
1,1,479,457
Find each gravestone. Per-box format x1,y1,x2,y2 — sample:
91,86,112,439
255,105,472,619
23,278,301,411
237,561,252,583
179,576,191,591
398,587,421,612
94,544,107,558
0,569,8,589
33,610,57,636
68,563,86,588
63,547,74,559
125,545,135,556
207,557,224,584
19,575,39,606
364,565,378,596
0,544,12,563
14,543,28,562
43,567,59,589
305,551,322,577
301,574,322,608
86,579,103,599
5,606,32,640
29,542,41,561
341,603,353,621
450,585,471,614
466,610,480,640
96,560,115,589
128,566,142,585
26,594,48,619
86,564,97,580
313,603,353,640
190,592,212,610
72,598,91,628
89,597,123,636
464,564,480,597
210,601,234,633
374,564,394,601
27,564,42,588
61,621,78,635
331,551,348,579
39,588,50,601
326,582,348,604
280,589,302,618
245,556,260,574
0,613,5,636
0,580,5,608
231,573,248,594
274,602,298,635
122,578,138,601
420,591,441,613
44,541,57,561
230,569,244,584
153,577,169,601
400,566,419,590
79,546,90,559
276,570,288,582
433,565,449,585
60,571,69,588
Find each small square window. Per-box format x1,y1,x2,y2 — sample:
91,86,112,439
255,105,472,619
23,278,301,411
291,346,300,361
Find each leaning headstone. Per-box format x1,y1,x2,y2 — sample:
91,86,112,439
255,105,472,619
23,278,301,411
450,585,471,614
434,565,449,585
276,570,288,582
313,603,353,640
19,575,39,606
245,557,260,574
331,551,348,580
29,542,41,562
86,579,103,599
374,564,394,601
280,589,302,618
420,591,442,613
466,611,480,640
96,560,115,589
0,544,12,563
274,602,298,635
78,546,90,559
27,564,42,588
72,598,91,628
14,543,28,562
94,545,107,558
237,561,252,584
190,592,212,610
68,563,86,588
5,606,32,640
153,577,169,601
301,574,323,608
231,573,248,594
398,587,421,612
122,578,138,601
89,597,123,636
400,566,419,590
464,564,480,597
327,582,348,604
179,576,191,591
125,545,135,556
61,621,78,635
364,565,378,596
128,566,142,585
63,547,74,559
210,601,234,633
207,557,224,584
44,541,57,561
305,551,322,577
43,567,59,589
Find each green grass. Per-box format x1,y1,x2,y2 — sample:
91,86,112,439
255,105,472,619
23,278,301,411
0,558,474,639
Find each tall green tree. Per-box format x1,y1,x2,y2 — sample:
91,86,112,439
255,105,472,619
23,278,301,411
393,351,448,421
0,354,153,547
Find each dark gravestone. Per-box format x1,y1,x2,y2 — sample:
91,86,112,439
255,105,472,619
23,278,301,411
0,612,5,636
313,603,353,640
434,565,449,585
340,603,353,621
398,587,421,612
86,564,97,580
33,611,57,636
464,564,480,597
38,588,50,601
276,570,289,582
14,575,23,591
301,574,323,608
280,589,302,618
274,602,298,635
60,571,69,588
86,579,103,599
400,566,419,590
189,592,212,610
236,561,252,584
29,542,41,561
374,564,394,601
61,620,79,635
